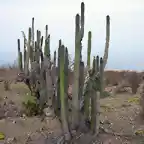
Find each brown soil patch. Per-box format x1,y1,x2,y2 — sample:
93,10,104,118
0,68,144,143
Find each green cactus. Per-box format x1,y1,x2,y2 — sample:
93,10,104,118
100,57,104,96
17,39,23,71
23,38,27,70
84,31,92,121
90,56,96,133
64,47,69,103
56,40,62,116
44,25,51,59
72,14,81,129
103,15,110,68
87,31,91,69
17,2,110,138
31,17,35,61
79,61,84,101
25,27,31,75
91,56,101,134
60,45,71,141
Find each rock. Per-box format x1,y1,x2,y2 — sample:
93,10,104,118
103,139,113,144
8,100,15,105
4,97,7,100
43,107,55,118
6,137,16,143
12,120,16,124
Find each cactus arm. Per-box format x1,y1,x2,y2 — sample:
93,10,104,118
103,15,110,68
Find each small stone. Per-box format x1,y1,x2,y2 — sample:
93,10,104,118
3,102,6,106
22,114,26,118
43,107,55,117
6,137,16,143
12,120,16,124
4,97,7,100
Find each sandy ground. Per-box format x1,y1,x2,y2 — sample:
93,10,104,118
0,82,144,143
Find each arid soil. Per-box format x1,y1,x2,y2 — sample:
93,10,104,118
0,68,144,144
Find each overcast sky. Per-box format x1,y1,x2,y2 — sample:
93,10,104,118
0,0,144,70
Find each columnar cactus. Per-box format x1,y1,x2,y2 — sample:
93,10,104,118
17,2,110,142
72,2,85,129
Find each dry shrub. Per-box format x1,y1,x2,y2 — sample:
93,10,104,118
128,71,139,94
105,70,144,95
22,93,42,116
139,80,144,118
3,80,10,91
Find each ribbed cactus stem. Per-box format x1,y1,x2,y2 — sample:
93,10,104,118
40,36,43,48
64,47,69,116
96,56,99,73
80,2,85,61
17,39,23,71
44,25,48,56
91,56,96,132
103,15,110,68
46,25,48,37
100,57,104,96
72,13,81,128
56,40,62,115
87,31,91,69
32,17,35,49
60,45,71,141
44,33,51,61
80,2,85,39
25,27,31,75
54,51,56,65
47,35,51,60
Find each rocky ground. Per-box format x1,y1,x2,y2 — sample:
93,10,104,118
0,81,144,144
0,67,144,143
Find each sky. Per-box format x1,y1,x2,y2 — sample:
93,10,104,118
0,0,144,70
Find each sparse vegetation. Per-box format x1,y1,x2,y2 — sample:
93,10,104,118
0,1,144,144
17,1,110,142
22,93,42,116
3,80,10,91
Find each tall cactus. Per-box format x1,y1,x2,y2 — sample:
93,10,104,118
84,31,92,121
103,15,110,68
91,56,102,134
17,39,23,71
71,14,81,129
17,2,111,139
87,31,91,69
56,40,62,116
64,48,69,110
72,2,85,129
60,45,71,141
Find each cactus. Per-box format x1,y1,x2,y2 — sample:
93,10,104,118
17,39,23,71
56,40,62,116
103,15,110,68
59,45,71,141
72,2,85,129
90,56,102,134
83,14,110,133
71,14,81,129
87,31,91,69
17,2,110,140
84,31,92,121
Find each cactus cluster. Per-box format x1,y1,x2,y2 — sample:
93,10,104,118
17,2,110,141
